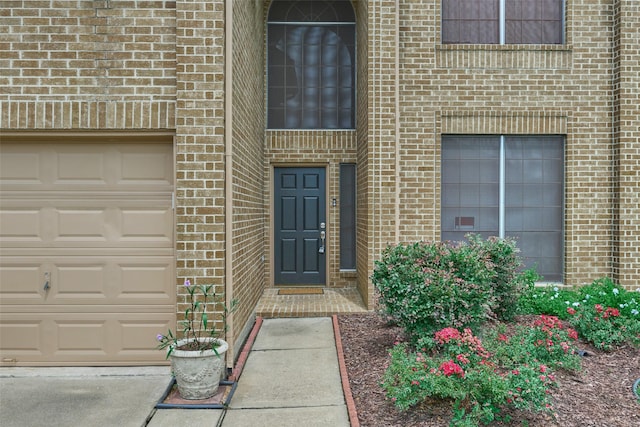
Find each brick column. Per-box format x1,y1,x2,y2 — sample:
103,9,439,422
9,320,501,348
612,0,640,289
175,1,227,304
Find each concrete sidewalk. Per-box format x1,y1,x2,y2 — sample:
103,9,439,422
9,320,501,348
1,317,350,427
149,317,351,426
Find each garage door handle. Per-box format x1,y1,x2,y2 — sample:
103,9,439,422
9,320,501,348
44,272,50,291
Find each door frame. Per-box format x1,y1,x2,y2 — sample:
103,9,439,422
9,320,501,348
270,163,329,287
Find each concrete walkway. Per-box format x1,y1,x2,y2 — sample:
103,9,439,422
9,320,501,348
0,317,351,427
149,317,351,426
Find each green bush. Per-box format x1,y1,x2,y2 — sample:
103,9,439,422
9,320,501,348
372,240,496,341
467,235,530,321
517,284,577,319
372,236,529,341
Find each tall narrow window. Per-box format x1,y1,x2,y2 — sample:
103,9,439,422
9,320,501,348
442,0,564,44
442,135,564,282
267,0,356,129
339,163,356,270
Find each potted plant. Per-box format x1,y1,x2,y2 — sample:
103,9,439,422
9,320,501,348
156,279,238,400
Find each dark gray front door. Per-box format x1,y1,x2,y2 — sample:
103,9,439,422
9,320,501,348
274,167,326,285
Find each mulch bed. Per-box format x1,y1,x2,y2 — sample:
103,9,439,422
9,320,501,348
337,313,640,427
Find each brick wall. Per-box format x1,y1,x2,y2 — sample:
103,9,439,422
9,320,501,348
359,1,399,308
388,0,618,287
229,0,266,353
612,0,640,288
0,0,176,129
354,0,370,306
173,0,226,333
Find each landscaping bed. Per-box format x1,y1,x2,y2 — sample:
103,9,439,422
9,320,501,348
338,312,640,427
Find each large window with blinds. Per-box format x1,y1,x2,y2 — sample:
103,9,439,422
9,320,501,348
442,0,564,44
441,135,564,282
267,0,356,129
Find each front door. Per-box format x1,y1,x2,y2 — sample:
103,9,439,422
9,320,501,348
274,167,326,285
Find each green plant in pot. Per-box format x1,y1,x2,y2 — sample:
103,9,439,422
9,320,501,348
157,279,238,400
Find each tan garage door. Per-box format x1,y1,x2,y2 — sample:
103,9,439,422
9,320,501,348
0,138,175,366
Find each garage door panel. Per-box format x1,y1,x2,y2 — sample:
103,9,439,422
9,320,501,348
1,201,172,248
0,209,42,240
0,313,175,365
1,143,173,191
0,320,43,354
0,149,41,184
120,149,173,184
56,208,108,240
1,257,175,305
120,207,173,242
119,262,175,301
56,151,106,184
57,321,108,354
0,263,44,300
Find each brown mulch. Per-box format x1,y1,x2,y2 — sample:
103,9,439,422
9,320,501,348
337,313,640,427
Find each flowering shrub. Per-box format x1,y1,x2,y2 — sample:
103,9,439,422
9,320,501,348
518,277,640,320
489,315,582,372
372,240,495,341
567,302,640,351
372,236,530,341
383,318,580,427
519,278,640,350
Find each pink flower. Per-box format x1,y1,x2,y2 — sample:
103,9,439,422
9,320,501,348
567,307,576,315
497,333,509,342
603,307,620,318
435,327,462,344
456,354,470,365
594,304,604,313
439,360,465,378
539,364,548,373
567,328,578,340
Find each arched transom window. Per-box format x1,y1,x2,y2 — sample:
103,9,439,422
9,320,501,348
267,0,356,129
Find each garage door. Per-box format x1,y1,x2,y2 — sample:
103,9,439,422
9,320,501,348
0,139,175,366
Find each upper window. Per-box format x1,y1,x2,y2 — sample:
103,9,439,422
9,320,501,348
441,135,564,282
267,0,356,129
442,0,564,44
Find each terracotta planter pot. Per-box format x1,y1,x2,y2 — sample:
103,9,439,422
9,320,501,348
170,338,228,400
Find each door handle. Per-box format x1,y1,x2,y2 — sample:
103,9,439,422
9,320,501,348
319,230,326,254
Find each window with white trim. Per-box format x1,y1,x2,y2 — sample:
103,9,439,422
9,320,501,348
442,0,564,44
441,135,564,282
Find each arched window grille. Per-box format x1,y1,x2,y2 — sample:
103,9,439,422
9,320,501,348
267,0,356,129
